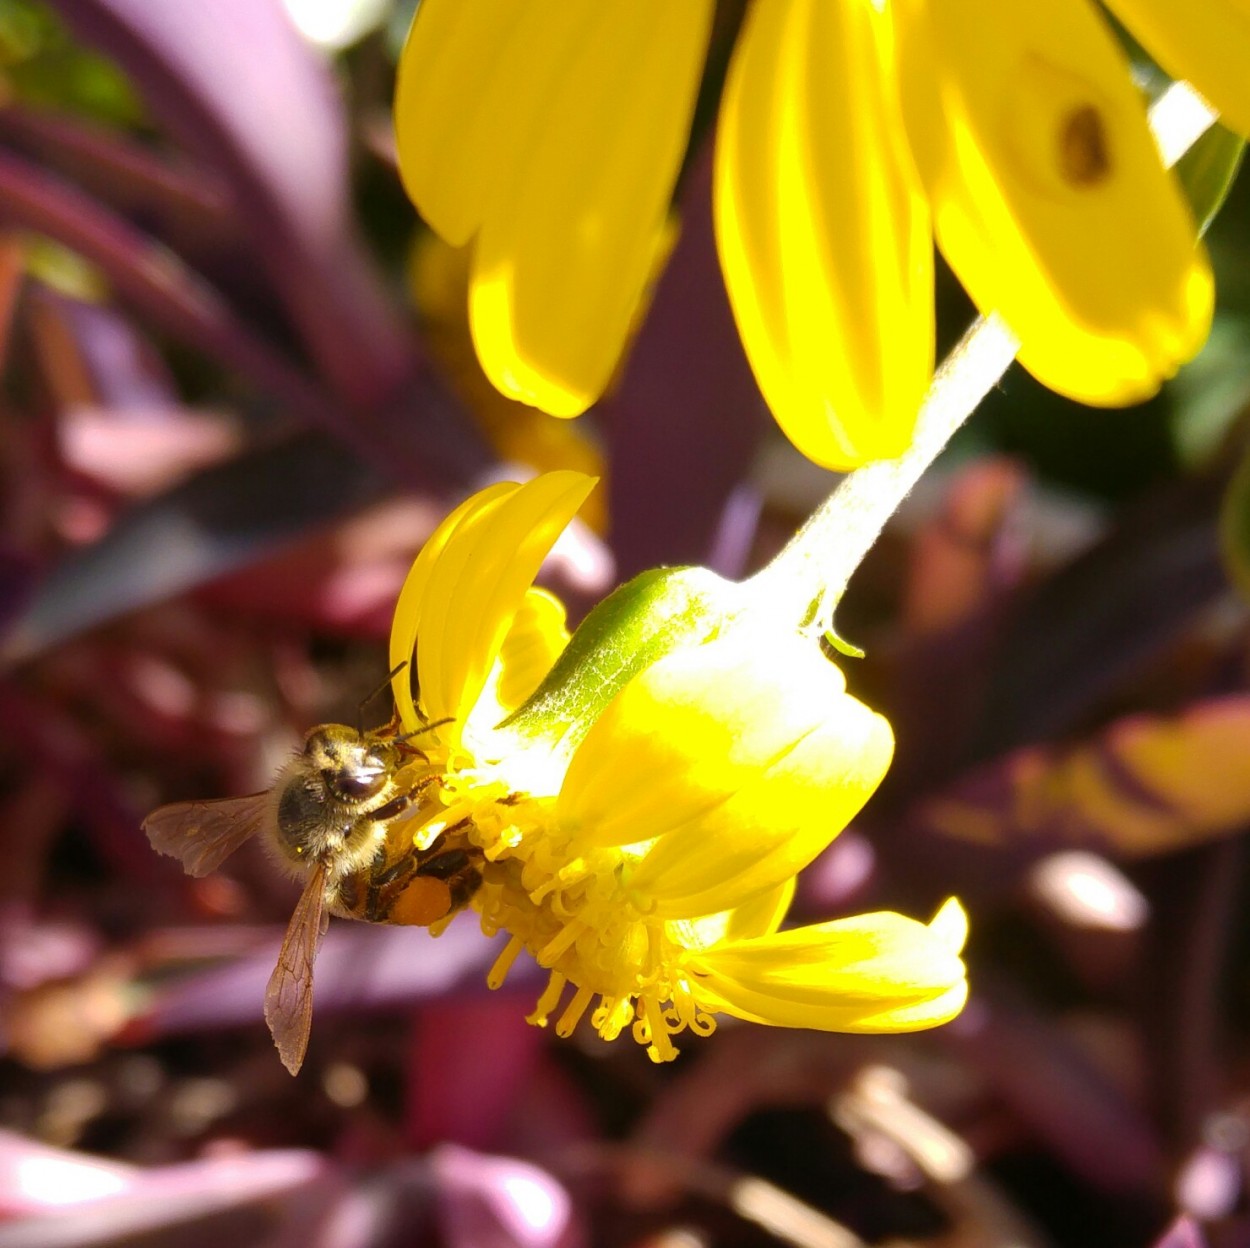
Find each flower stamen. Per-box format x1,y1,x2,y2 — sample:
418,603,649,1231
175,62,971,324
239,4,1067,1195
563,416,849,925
487,934,524,989
555,984,595,1037
527,971,568,1027
537,918,587,967
633,994,678,1063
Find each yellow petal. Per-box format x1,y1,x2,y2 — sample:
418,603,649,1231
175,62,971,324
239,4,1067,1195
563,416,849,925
389,482,514,732
1108,0,1250,138
406,231,609,526
468,1,714,416
395,1,579,246
893,0,1213,404
670,877,797,954
686,899,969,1033
715,0,934,470
723,876,797,943
493,588,571,717
389,473,595,733
466,587,571,737
557,632,894,919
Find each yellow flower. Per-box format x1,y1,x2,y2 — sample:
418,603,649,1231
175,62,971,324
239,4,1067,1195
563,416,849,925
388,470,968,1060
395,0,1224,469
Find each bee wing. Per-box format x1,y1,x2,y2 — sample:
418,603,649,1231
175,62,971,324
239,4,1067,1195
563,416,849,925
264,862,329,1076
143,794,269,877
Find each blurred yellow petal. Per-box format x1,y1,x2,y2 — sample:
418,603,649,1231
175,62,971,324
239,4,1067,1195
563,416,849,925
407,232,608,528
1108,0,1250,138
558,632,893,919
389,472,595,732
687,899,969,1033
921,696,1250,859
395,1,575,246
468,2,713,416
893,0,1213,405
715,0,933,470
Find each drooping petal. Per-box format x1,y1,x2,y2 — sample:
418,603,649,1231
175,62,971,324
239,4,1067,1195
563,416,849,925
389,472,595,734
892,0,1213,405
557,632,893,919
467,2,714,416
715,0,934,470
686,899,969,1033
1107,0,1250,138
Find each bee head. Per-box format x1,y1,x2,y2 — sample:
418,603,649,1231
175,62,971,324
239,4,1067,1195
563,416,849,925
303,724,398,805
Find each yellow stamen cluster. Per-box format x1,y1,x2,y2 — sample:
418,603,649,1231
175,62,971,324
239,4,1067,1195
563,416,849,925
400,743,713,1061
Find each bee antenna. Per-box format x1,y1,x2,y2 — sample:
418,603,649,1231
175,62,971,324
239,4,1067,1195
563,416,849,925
394,716,454,744
358,660,409,733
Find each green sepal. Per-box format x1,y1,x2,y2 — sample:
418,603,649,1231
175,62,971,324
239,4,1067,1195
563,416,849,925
1121,33,1244,236
500,565,742,754
1175,121,1245,236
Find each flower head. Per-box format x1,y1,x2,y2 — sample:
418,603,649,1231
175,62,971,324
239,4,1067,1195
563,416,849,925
395,0,1228,469
389,471,967,1060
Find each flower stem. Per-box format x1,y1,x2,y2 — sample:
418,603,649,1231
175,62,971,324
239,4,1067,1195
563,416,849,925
746,83,1218,636
744,312,1019,632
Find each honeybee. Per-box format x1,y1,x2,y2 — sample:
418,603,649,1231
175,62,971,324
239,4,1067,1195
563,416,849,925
144,722,483,1075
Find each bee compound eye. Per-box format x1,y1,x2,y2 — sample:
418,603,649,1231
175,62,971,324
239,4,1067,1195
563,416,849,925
324,768,385,801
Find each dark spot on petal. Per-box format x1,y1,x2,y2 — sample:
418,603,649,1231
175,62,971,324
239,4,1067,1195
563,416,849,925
1060,104,1111,186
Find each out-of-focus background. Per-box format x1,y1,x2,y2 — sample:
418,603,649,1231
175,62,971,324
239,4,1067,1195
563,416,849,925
1,2,1250,1245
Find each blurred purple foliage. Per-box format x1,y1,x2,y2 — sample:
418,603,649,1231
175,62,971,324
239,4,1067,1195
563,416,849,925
0,2,1249,1247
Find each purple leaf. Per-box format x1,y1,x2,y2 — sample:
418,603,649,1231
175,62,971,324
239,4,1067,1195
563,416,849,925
0,148,348,429
603,142,767,579
0,1131,335,1247
50,0,408,409
1151,1216,1209,1248
0,429,390,661
0,102,235,259
32,288,178,410
132,919,535,1037
0,107,493,492
0,684,163,884
971,471,1227,755
946,989,1168,1195
431,1145,579,1248
407,1001,548,1152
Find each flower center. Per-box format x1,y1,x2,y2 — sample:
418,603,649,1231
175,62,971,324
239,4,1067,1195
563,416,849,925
410,735,716,1061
